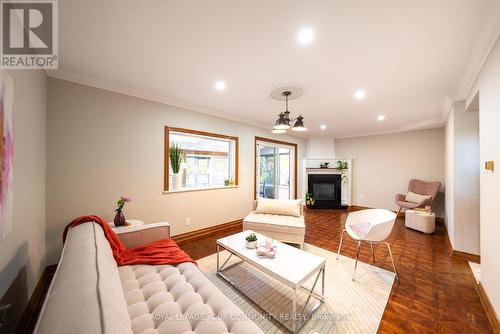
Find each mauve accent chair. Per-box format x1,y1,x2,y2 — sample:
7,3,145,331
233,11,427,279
395,179,441,216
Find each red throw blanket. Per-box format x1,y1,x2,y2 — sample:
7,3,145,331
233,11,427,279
63,215,195,266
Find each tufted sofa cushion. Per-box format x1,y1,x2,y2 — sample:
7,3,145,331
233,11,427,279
36,221,263,334
119,263,263,334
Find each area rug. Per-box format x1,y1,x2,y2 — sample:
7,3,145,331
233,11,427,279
197,243,395,334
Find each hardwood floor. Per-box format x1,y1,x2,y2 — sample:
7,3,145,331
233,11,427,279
21,208,492,333
179,208,493,334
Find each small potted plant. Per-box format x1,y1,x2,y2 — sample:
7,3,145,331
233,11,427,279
170,142,184,190
305,193,315,208
336,160,349,183
114,196,131,227
245,232,258,249
224,179,230,186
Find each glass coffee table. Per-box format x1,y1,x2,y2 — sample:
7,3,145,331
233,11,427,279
216,230,326,333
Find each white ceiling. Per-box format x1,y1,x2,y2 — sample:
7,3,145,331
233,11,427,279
51,0,500,138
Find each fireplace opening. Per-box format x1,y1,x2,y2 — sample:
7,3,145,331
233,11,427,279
313,183,336,200
307,174,347,209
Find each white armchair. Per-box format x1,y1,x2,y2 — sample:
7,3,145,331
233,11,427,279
337,209,398,281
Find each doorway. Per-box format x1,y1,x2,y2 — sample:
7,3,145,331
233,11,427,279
465,93,481,281
254,137,297,199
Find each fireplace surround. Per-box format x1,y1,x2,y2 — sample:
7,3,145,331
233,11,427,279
307,174,347,209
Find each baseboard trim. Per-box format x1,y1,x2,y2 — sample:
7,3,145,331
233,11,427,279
348,205,371,212
172,219,243,244
15,265,57,334
452,249,481,263
476,282,500,334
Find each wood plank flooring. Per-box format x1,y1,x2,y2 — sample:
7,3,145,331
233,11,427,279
178,208,492,334
20,208,491,333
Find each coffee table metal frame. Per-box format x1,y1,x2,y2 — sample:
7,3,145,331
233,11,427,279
216,242,325,333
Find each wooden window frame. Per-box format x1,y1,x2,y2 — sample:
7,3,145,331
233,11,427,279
164,127,239,191
254,136,298,200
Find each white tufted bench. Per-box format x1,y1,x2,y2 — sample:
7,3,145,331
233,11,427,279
35,221,263,334
243,199,305,248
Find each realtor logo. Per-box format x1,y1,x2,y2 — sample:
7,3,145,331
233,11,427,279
1,0,58,69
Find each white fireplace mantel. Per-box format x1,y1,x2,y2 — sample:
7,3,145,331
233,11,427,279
302,158,353,206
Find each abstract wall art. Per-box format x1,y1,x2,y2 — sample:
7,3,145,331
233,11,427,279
0,71,14,241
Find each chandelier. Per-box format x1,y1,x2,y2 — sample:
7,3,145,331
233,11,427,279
271,89,307,134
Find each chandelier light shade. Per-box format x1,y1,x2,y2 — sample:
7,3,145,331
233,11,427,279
270,88,306,134
291,115,307,131
273,113,291,130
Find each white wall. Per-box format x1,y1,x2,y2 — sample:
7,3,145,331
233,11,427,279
335,128,445,216
445,109,455,246
306,136,335,158
466,34,500,315
0,70,46,330
46,78,307,264
444,101,480,254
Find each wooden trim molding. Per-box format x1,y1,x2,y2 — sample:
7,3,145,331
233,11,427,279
254,136,298,200
181,150,228,157
164,126,239,191
477,282,500,334
16,265,57,334
172,219,243,245
348,205,372,212
452,249,481,264
164,127,170,191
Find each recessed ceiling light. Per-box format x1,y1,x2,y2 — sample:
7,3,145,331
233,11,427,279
297,27,315,45
377,115,386,121
215,81,226,91
320,125,327,130
354,89,366,100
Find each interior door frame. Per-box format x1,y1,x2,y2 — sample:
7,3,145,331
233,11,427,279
254,136,298,199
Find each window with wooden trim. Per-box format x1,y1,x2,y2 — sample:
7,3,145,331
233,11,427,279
164,127,238,191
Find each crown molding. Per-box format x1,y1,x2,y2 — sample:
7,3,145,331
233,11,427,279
442,3,500,121
459,7,500,100
335,118,445,140
48,70,447,141
47,69,310,139
47,70,264,125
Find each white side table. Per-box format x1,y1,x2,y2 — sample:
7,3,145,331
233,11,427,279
108,219,144,233
405,210,435,234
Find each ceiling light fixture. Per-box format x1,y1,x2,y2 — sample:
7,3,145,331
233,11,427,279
215,81,226,91
320,124,327,130
270,87,307,133
297,27,315,45
354,89,366,100
377,115,386,121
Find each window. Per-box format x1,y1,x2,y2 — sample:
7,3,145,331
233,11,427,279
255,137,297,199
164,127,238,191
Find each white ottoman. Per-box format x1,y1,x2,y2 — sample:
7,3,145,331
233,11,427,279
405,210,436,234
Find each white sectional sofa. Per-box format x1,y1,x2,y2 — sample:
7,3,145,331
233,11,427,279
35,221,263,334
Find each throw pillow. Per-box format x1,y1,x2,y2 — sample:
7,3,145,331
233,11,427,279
254,198,302,217
405,191,432,204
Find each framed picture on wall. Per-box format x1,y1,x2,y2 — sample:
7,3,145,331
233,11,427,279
0,71,14,241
